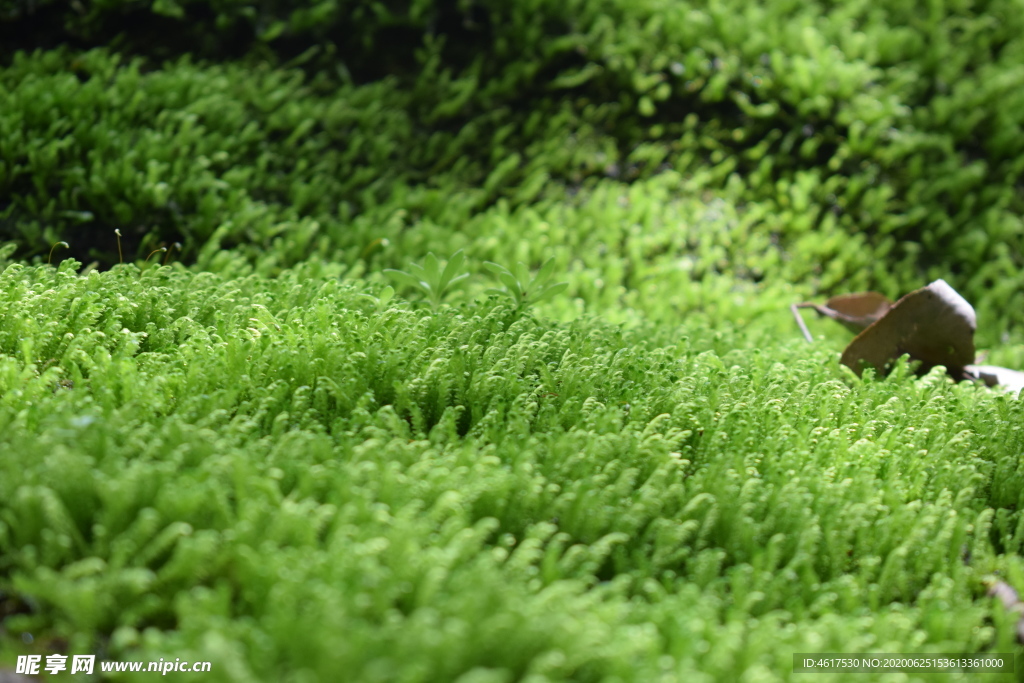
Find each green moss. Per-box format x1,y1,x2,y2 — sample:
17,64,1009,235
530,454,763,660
3,0,1024,680
0,262,1020,680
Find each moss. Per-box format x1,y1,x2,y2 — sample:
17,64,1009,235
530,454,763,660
3,0,1024,679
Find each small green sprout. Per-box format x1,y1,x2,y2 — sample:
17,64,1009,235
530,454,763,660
384,250,469,309
359,285,396,313
115,229,123,264
484,257,568,308
48,241,69,265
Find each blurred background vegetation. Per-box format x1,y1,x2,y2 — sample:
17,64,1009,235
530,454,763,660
2,0,1023,350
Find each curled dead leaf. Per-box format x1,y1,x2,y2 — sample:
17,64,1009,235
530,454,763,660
791,292,892,342
840,279,976,379
796,280,1024,392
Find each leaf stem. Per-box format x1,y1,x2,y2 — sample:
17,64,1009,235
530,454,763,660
791,303,814,343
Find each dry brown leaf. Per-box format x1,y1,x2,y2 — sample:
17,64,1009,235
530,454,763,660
840,279,975,379
823,292,893,331
791,292,892,342
797,280,1024,392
